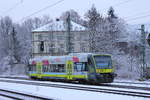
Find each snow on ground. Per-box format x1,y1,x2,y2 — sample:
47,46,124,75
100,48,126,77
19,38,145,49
111,82,150,88
106,79,150,88
114,79,150,83
0,80,149,100
0,75,29,79
0,96,14,100
0,78,150,94
115,79,150,84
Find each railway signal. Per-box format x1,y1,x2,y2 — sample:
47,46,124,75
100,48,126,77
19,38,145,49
40,41,44,52
139,25,147,80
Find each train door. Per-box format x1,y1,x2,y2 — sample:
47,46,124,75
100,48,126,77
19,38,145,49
66,61,73,80
37,62,42,78
87,56,97,81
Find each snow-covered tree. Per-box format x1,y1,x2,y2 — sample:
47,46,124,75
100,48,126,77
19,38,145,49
0,15,52,73
108,6,117,19
22,15,52,31
85,4,102,52
60,9,80,21
16,16,52,64
60,9,85,26
11,27,21,63
95,7,127,54
0,16,13,58
0,16,17,74
85,4,102,31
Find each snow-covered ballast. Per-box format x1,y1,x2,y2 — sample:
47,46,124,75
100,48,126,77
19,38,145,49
28,53,115,83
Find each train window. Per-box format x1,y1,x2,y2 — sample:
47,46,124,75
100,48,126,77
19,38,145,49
29,65,36,71
48,65,51,72
33,65,36,71
47,64,52,72
29,65,32,71
58,64,65,72
74,62,87,72
42,65,48,72
47,64,65,72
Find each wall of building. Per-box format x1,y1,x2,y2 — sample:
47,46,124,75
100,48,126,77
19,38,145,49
32,31,89,57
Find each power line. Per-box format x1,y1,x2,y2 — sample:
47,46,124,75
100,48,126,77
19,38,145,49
102,0,135,12
123,10,150,19
21,0,64,21
3,0,23,15
113,0,135,7
125,13,150,22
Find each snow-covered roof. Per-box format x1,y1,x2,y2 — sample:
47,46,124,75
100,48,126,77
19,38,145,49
32,20,87,32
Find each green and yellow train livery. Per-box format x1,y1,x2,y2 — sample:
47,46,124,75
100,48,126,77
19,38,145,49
28,53,115,83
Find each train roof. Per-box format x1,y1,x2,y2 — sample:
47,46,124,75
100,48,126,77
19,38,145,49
29,53,112,65
29,55,88,64
69,53,111,56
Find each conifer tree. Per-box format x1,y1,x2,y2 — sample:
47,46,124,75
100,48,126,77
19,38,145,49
85,4,101,52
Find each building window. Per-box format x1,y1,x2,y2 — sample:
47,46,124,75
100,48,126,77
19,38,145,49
38,34,43,40
38,41,44,53
80,43,86,52
48,33,53,40
60,44,64,48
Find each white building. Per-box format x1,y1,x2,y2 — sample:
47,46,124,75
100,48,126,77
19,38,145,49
32,20,89,57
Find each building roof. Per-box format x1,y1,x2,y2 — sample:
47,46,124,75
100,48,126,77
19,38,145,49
32,20,87,32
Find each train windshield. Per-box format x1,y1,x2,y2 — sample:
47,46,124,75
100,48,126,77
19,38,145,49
94,56,112,69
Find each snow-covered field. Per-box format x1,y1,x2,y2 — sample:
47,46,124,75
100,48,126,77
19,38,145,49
110,79,150,88
0,78,149,100
0,78,150,93
0,96,13,100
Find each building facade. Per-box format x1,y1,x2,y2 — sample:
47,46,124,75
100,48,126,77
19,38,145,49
32,20,89,57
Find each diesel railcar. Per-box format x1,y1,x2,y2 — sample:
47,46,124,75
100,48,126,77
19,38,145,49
28,53,115,83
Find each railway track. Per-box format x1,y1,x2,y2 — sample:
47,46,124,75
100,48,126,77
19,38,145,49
1,76,150,86
0,88,52,100
0,78,150,98
100,83,150,91
114,80,150,85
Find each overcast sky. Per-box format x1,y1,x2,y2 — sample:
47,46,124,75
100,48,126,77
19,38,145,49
0,0,150,24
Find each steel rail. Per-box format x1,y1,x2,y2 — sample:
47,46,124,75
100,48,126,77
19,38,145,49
114,81,150,85
0,79,150,98
1,76,150,86
1,77,150,91
0,93,20,100
0,88,52,100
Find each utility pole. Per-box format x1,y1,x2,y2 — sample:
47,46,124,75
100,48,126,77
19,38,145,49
139,24,146,79
8,27,15,75
66,12,71,54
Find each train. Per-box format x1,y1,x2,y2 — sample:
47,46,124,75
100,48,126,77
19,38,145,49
28,53,116,83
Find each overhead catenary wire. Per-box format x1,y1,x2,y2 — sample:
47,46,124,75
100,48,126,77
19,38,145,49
125,13,150,22
21,0,64,22
101,0,135,12
113,0,135,7
111,0,150,22
3,0,23,15
110,0,150,22
123,10,150,19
